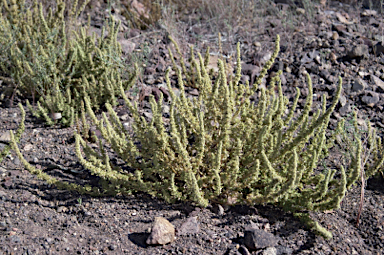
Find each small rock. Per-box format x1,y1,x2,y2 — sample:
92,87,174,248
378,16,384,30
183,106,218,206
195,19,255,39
371,74,384,91
356,119,368,130
351,78,366,92
142,111,153,121
244,228,278,251
330,52,337,62
333,112,342,120
211,204,225,216
23,144,34,151
332,23,347,33
279,73,287,85
332,31,339,40
273,0,296,5
238,245,251,255
339,94,347,107
362,92,380,107
119,40,136,54
151,87,162,101
9,235,20,243
156,62,166,73
145,75,155,85
109,244,117,250
362,9,377,16
373,35,383,43
13,157,20,166
0,131,11,143
145,67,156,75
119,114,129,121
0,166,6,174
262,247,277,255
241,74,251,84
319,70,337,84
276,245,293,255
189,88,199,96
177,216,200,236
339,104,351,116
0,143,6,151
188,207,201,218
285,66,292,73
373,42,384,57
162,105,170,115
49,112,62,120
57,206,68,213
296,8,305,15
358,71,369,77
323,40,330,48
226,244,242,255
336,12,354,25
172,87,181,98
300,54,313,64
158,86,170,100
347,45,369,59
146,217,175,245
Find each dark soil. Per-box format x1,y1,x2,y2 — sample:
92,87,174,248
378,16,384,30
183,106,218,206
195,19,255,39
1,0,384,254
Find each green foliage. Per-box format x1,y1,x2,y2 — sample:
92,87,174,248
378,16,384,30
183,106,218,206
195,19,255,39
9,31,381,239
71,35,384,238
0,103,25,163
337,110,384,179
0,0,137,126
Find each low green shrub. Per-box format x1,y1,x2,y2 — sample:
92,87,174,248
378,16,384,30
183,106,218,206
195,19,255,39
10,35,384,239
72,35,383,238
0,0,137,126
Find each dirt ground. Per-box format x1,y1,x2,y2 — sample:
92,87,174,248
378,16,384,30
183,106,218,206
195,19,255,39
1,0,384,254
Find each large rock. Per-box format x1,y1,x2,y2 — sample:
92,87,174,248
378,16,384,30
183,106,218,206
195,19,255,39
146,217,175,245
371,74,384,91
262,247,277,255
347,45,369,59
362,91,380,107
244,228,278,251
0,131,11,143
177,216,200,236
351,78,367,92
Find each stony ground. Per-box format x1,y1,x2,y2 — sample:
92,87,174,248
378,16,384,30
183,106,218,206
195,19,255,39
1,0,384,254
